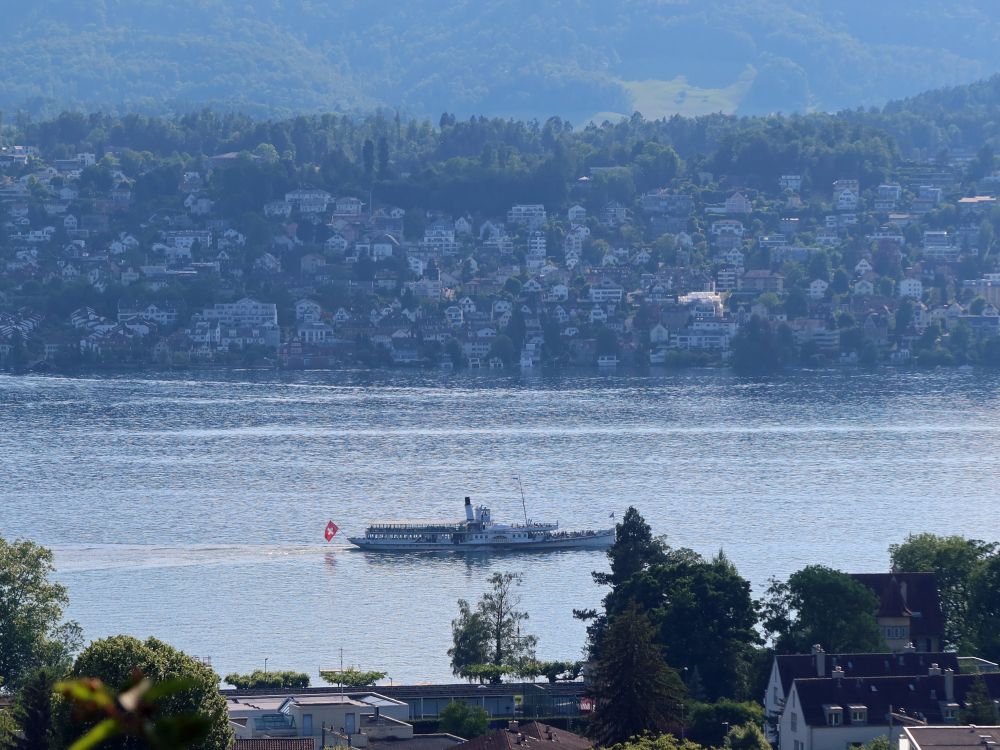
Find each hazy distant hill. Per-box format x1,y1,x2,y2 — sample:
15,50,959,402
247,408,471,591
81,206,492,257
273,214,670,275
4,1,1000,121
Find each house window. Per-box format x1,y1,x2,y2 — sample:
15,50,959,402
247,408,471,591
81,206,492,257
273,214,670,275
791,713,798,732
850,707,867,725
881,625,908,640
823,706,843,727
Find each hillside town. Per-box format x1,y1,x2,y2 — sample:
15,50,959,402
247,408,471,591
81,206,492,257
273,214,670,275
4,141,1000,371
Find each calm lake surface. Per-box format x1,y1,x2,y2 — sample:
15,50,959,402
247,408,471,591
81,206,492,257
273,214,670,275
2,367,999,683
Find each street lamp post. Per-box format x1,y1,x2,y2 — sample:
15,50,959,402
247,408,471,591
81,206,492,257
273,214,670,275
264,657,269,679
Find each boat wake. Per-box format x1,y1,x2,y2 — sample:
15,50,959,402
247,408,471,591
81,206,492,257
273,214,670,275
51,543,327,573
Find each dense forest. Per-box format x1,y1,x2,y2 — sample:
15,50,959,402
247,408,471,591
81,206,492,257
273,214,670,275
3,1,1000,121
9,69,1000,220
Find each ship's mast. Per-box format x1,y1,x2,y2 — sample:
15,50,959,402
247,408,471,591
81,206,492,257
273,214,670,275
514,475,528,525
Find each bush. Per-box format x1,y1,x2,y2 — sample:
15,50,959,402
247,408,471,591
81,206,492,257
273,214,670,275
686,701,764,747
437,701,490,739
225,670,310,690
319,668,387,687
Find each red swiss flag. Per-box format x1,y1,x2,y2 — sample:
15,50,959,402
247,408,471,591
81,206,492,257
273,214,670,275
324,520,339,542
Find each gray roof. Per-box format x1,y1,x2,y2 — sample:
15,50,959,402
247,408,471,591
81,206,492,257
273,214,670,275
776,652,961,694
907,726,1000,750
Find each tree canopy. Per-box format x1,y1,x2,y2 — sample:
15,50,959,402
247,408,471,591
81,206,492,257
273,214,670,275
449,572,536,681
61,635,232,750
760,565,883,654
604,733,708,750
224,670,310,690
583,509,759,701
318,669,388,688
0,537,81,691
890,533,997,650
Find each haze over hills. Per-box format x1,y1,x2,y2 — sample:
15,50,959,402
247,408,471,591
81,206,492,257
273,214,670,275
3,1,1000,122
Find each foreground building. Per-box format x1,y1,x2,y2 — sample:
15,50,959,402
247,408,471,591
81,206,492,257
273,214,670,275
765,645,961,731
778,671,1000,750
901,725,1000,750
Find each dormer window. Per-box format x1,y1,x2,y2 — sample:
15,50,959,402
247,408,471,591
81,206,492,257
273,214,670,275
849,706,868,725
823,705,844,727
942,703,959,722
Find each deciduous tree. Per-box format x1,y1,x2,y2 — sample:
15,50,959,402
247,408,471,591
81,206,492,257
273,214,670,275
0,538,81,691
969,554,1000,662
761,565,883,653
60,635,232,750
890,533,996,650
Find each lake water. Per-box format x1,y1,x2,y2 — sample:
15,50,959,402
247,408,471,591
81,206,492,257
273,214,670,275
2,367,999,684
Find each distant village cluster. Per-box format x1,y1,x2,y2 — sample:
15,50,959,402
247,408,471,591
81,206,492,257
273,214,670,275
3,143,1000,370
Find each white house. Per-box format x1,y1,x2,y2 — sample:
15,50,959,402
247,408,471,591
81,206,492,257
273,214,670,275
507,204,547,228
590,280,624,304
725,192,752,214
854,278,875,296
444,306,464,326
295,299,323,323
809,279,829,300
778,669,998,750
899,278,923,299
764,646,962,741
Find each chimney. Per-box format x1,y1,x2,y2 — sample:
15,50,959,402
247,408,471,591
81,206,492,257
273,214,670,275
944,668,955,702
929,664,942,677
465,497,474,522
832,666,845,681
813,645,826,677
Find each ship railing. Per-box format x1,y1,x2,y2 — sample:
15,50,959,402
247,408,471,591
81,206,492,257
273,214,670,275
367,523,465,532
508,522,558,530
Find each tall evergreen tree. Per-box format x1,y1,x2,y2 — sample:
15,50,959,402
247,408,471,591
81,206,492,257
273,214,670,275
362,138,375,176
8,668,57,750
576,506,667,647
589,605,685,746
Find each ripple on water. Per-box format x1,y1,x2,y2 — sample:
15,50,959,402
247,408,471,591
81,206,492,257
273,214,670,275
2,368,999,681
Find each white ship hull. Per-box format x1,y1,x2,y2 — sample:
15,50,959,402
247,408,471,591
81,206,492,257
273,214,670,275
348,529,614,552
